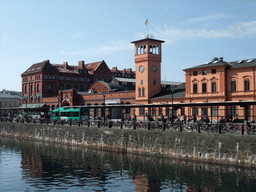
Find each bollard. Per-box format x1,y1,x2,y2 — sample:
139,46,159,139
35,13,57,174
69,120,72,126
162,123,166,131
147,122,150,130
87,120,90,127
179,123,182,132
241,125,244,135
46,119,49,125
34,119,36,124
120,122,123,129
61,120,64,126
197,124,200,133
218,124,222,134
53,120,56,125
133,122,136,130
109,121,112,128
97,121,100,128
78,120,80,127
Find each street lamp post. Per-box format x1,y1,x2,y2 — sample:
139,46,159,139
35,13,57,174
103,92,106,123
23,96,28,116
169,84,182,125
58,96,60,117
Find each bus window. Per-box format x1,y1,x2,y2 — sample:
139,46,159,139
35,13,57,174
61,112,70,116
70,112,79,117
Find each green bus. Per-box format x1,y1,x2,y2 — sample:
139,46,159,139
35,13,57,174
52,107,90,120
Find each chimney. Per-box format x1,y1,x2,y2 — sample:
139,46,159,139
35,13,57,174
78,60,85,69
112,67,117,71
127,68,132,73
123,69,126,73
219,57,223,61
63,62,68,68
44,60,50,63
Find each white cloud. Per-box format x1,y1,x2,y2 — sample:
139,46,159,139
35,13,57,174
186,13,231,24
60,40,133,56
151,20,256,44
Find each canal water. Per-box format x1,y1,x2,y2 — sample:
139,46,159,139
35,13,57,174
0,137,256,192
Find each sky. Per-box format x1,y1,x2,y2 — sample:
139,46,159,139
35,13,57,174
1,0,256,92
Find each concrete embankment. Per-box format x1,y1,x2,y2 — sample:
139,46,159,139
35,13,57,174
1,122,256,167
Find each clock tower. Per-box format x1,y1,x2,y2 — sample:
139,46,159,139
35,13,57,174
131,38,165,103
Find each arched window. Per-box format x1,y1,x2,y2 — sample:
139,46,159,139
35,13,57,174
24,85,27,93
138,88,141,97
48,84,52,91
31,85,33,92
244,79,250,91
59,84,64,90
142,88,145,96
37,84,40,92
80,85,85,91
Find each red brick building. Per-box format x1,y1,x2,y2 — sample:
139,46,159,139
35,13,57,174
21,36,256,122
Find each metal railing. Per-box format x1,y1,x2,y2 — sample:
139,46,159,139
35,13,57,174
0,116,255,135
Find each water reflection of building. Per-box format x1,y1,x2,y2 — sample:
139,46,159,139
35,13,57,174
134,174,161,192
21,151,43,179
186,184,215,192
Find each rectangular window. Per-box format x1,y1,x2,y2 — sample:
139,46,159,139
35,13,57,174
202,70,207,75
193,71,198,76
245,80,250,91
139,107,144,116
192,108,198,116
211,107,218,117
181,107,185,116
166,107,169,116
211,69,216,74
152,107,156,116
193,84,197,94
231,81,236,92
201,107,208,116
159,107,162,116
212,82,216,93
231,106,237,117
247,106,251,117
202,83,207,93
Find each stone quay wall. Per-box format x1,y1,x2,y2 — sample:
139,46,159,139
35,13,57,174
1,122,256,167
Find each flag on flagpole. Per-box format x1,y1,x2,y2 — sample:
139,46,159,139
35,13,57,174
145,19,148,26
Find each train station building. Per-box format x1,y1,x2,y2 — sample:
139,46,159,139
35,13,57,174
21,37,256,122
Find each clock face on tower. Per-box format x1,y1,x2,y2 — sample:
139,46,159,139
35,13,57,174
152,66,157,72
139,66,144,72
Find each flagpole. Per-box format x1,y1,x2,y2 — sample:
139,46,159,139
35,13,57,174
145,18,149,38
